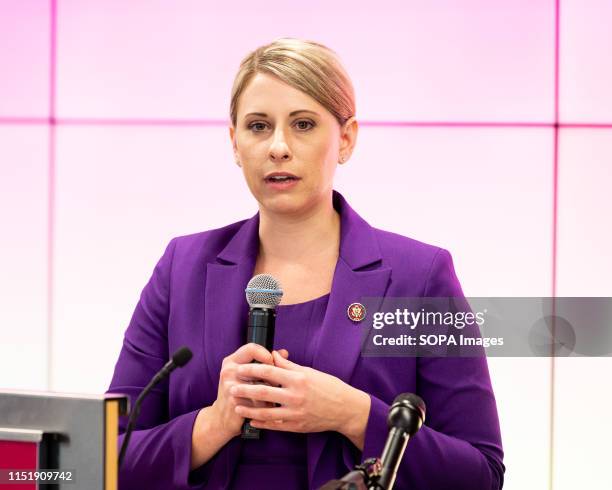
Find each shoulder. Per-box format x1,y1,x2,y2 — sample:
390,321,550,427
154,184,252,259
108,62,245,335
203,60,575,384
371,226,462,296
372,226,448,268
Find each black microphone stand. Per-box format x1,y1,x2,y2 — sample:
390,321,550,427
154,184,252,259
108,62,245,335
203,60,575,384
318,393,426,490
118,347,193,467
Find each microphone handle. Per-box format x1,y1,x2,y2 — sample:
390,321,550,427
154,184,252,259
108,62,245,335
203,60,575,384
246,307,276,348
375,428,410,489
241,307,276,439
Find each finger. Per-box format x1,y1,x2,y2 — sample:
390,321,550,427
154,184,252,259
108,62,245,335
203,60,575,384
236,374,268,383
272,349,300,370
230,383,292,405
250,399,276,409
234,405,293,422
233,396,256,407
233,396,273,410
230,343,274,365
275,349,289,360
250,419,291,431
236,362,293,386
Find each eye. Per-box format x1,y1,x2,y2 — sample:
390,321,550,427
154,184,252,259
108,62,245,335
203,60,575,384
248,122,269,132
294,119,315,131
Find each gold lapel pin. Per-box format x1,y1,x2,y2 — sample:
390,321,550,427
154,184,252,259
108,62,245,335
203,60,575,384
347,302,366,322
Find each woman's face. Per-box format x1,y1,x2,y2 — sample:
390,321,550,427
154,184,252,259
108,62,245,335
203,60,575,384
230,72,356,216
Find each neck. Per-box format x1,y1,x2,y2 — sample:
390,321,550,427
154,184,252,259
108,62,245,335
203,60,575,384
257,193,341,263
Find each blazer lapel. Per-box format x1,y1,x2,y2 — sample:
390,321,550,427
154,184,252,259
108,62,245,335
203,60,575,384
203,212,259,488
307,191,392,488
203,212,260,391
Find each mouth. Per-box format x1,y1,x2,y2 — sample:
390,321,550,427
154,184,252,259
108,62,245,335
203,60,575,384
264,172,301,189
264,173,301,183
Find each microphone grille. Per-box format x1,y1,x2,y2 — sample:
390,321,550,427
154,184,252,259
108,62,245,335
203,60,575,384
388,393,426,435
245,274,283,308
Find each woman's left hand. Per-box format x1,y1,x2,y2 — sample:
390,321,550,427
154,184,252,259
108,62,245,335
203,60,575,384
230,350,371,449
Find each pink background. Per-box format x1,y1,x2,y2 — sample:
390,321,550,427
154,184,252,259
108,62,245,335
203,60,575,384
1,1,611,488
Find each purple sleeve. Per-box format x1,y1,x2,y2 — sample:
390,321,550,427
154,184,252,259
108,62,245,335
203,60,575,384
360,249,505,489
106,239,212,489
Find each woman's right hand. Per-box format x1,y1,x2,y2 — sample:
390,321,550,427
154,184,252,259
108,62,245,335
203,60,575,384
191,344,290,470
210,343,289,439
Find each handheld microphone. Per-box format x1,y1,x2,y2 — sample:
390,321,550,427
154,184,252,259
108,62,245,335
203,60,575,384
241,274,283,439
376,393,426,490
118,346,193,467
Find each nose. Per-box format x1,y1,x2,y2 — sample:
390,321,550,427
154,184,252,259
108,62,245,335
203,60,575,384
268,128,292,162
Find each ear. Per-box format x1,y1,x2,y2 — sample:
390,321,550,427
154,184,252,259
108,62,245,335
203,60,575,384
338,116,358,164
229,125,241,167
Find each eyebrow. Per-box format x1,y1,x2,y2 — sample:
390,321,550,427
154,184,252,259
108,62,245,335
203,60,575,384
244,110,320,118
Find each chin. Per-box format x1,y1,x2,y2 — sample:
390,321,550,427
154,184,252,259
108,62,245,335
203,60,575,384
258,192,310,216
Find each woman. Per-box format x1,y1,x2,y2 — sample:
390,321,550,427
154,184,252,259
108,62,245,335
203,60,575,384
108,38,505,489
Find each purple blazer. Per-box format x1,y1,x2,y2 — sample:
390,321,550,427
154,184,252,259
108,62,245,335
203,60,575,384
108,190,504,489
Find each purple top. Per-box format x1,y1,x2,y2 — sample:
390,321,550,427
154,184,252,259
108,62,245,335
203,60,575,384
107,190,504,490
232,293,330,489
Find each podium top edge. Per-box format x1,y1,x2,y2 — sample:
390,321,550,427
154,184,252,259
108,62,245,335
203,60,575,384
0,389,128,402
0,427,44,442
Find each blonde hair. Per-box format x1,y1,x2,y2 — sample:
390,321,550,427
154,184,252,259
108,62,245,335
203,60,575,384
230,38,356,127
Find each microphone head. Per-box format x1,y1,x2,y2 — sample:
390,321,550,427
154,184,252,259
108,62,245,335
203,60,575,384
245,274,283,308
171,347,193,367
388,393,426,436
